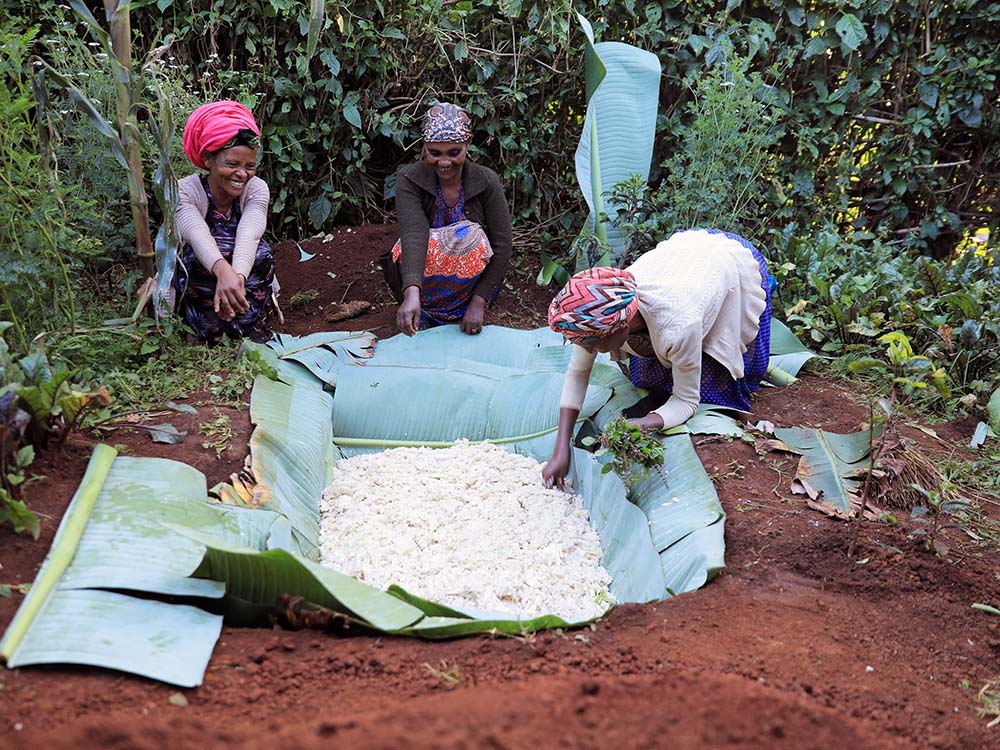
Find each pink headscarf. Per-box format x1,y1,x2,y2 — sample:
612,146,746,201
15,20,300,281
548,266,639,344
182,101,261,171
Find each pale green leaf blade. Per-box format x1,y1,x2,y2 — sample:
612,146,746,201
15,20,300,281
773,427,877,513
187,534,424,632
570,448,667,603
987,385,1000,434
267,330,376,386
574,28,661,261
5,589,222,688
659,519,726,595
372,326,564,372
769,318,820,376
631,434,724,552
248,377,336,558
576,13,607,101
331,365,610,450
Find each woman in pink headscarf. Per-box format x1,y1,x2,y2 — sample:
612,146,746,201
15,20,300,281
174,100,274,344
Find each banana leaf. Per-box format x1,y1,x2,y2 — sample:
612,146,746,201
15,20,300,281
185,530,424,632
772,426,878,515
246,376,337,558
4,589,222,688
574,14,661,263
627,434,726,591
0,447,273,687
769,318,820,377
331,364,610,455
988,385,1000,435
369,324,564,372
266,330,376,387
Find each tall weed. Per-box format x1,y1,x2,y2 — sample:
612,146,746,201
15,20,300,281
0,21,101,350
608,56,783,265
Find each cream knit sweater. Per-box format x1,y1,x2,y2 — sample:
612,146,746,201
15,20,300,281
559,229,768,429
175,174,269,279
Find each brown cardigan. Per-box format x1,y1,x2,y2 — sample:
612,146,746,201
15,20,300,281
395,160,512,301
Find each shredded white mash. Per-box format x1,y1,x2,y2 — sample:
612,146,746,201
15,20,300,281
319,441,612,622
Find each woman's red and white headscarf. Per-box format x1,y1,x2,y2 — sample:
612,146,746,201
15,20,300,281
182,100,261,170
548,266,638,344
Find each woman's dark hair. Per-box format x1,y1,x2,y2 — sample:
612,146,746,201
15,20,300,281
211,128,260,155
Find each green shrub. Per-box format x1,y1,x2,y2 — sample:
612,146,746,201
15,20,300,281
0,20,103,349
608,54,783,265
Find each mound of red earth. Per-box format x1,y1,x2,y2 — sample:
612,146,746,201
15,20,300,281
1,225,997,750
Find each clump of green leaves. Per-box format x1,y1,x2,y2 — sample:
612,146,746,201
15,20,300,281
609,55,783,265
848,331,950,404
583,417,666,485
288,289,320,311
199,412,234,458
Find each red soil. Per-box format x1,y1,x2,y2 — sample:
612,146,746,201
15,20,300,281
1,224,998,750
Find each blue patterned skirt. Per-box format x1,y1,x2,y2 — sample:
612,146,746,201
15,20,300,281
628,229,773,413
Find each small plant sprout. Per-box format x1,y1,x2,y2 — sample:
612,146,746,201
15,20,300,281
582,417,667,486
908,484,973,557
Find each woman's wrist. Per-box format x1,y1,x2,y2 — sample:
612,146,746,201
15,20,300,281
403,285,420,301
211,258,232,278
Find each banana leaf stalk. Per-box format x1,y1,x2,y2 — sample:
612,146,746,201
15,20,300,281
0,444,117,662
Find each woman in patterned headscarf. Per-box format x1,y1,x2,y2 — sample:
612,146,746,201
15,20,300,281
174,100,275,344
385,102,512,336
542,229,773,489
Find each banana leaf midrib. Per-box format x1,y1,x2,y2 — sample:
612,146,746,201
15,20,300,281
275,331,374,358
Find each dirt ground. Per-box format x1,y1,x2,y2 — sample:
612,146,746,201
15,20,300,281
1,224,999,750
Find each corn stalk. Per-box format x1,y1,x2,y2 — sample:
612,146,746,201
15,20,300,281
36,0,158,281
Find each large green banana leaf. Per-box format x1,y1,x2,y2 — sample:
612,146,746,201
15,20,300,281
5,589,222,688
1,447,279,687
769,318,821,377
265,330,376,387
246,376,337,558
574,13,661,263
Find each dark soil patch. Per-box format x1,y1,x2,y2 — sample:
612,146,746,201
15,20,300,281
1,223,998,750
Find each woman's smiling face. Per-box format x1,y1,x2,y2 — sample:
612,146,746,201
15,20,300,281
206,145,258,202
424,142,467,181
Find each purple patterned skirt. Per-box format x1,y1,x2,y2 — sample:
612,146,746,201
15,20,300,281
628,229,772,413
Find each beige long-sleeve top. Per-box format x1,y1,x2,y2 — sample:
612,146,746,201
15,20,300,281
175,174,269,278
559,229,768,429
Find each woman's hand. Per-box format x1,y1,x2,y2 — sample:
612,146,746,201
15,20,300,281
460,295,487,335
397,286,421,336
212,260,249,322
628,412,665,433
542,407,580,491
542,443,571,491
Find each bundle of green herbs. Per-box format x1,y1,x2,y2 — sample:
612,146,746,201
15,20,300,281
583,417,667,486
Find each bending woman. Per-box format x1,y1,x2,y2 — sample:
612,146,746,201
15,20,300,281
542,228,772,489
388,103,512,336
175,100,275,344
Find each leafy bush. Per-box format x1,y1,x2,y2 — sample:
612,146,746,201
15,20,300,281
0,20,102,348
608,54,784,264
771,224,1000,410
11,0,990,262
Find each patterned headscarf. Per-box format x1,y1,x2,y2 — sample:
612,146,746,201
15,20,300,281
548,267,639,344
422,102,473,144
183,101,261,170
